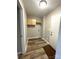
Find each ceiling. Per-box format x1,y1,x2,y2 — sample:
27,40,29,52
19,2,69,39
22,0,61,18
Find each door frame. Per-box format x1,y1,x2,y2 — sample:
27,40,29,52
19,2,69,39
17,0,25,54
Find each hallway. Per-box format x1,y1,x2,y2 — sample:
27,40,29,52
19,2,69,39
17,0,61,59
20,38,55,59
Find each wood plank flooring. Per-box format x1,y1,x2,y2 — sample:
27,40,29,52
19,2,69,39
19,38,55,59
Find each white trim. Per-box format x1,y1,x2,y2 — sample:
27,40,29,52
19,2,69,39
19,0,27,54
42,38,49,44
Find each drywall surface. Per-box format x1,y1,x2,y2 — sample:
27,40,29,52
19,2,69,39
42,6,61,49
42,15,51,42
55,23,61,59
27,16,42,39
19,0,27,54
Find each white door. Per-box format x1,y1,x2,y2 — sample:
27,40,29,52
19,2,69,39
17,1,26,54
49,16,61,49
17,5,22,53
27,24,41,39
30,25,41,38
36,25,41,38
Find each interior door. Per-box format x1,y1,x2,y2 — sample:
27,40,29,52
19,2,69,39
17,2,23,54
17,6,22,53
36,25,41,38
49,16,61,49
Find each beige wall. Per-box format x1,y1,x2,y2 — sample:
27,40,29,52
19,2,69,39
42,6,61,49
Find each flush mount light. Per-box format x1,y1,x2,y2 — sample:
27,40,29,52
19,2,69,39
39,0,47,9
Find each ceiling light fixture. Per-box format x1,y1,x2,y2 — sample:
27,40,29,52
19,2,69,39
39,0,47,9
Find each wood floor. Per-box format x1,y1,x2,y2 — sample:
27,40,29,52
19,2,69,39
19,38,55,59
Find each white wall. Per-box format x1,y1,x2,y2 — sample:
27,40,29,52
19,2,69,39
19,0,27,54
42,6,61,49
27,16,42,39
27,25,42,39
55,23,61,59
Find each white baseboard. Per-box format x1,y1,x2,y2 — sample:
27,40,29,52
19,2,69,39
42,38,49,44
27,37,41,39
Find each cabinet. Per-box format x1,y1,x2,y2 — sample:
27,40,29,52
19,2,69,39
27,19,36,25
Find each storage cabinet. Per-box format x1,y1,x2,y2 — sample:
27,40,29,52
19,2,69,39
27,19,36,25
